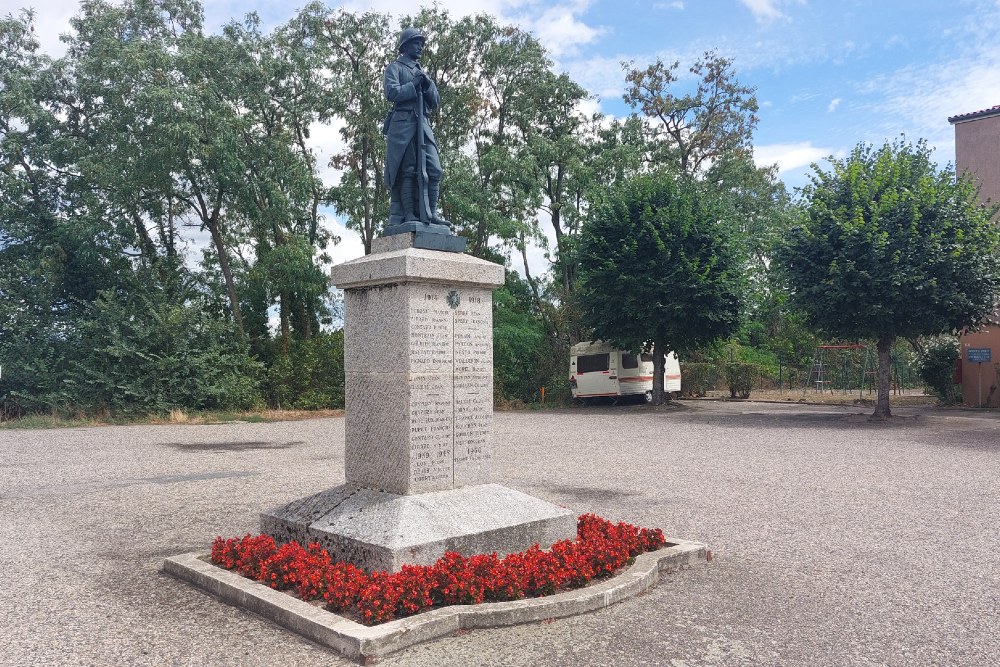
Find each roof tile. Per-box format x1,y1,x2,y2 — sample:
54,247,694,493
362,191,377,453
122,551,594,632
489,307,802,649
948,105,1000,123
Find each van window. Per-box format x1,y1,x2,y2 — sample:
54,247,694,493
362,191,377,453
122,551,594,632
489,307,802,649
640,353,653,363
577,353,609,373
621,353,639,369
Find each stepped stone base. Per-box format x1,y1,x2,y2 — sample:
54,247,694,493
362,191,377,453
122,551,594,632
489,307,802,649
260,483,577,573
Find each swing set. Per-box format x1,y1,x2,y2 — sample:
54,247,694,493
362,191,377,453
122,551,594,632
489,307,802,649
801,344,908,398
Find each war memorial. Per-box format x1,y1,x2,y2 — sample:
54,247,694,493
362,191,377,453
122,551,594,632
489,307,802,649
162,27,705,661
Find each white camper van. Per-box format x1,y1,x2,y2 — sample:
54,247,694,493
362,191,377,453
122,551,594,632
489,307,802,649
569,341,681,403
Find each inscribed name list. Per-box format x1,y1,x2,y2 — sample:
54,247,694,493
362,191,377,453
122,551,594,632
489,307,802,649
406,285,494,490
453,293,493,486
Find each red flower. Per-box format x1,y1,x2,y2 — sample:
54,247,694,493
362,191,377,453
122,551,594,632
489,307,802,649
211,514,669,626
320,561,368,612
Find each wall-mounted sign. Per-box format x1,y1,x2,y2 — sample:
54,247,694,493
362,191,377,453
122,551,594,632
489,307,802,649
967,348,992,364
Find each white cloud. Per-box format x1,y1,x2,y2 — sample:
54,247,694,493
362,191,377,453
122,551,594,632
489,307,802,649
862,44,1000,161
307,117,348,188
334,0,604,59
753,141,840,176
738,0,804,24
561,54,631,101
518,1,605,58
1,1,77,55
654,1,685,9
827,97,841,113
7,0,604,62
829,1,999,166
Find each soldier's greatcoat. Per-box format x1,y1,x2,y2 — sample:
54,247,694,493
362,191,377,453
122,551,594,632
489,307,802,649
382,54,441,188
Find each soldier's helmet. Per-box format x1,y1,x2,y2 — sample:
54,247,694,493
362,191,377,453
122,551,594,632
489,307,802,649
397,27,426,51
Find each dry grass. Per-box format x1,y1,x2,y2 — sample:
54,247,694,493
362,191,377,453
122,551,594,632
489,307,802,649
703,388,938,407
2,407,345,429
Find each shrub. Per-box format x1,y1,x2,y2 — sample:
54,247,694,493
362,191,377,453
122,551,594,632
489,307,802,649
48,291,264,415
917,337,962,404
265,330,345,409
725,362,761,399
681,362,720,396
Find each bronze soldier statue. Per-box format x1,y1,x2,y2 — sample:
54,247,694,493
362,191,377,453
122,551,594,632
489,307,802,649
383,27,449,227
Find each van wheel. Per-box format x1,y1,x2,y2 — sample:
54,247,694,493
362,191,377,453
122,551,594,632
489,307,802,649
644,391,653,404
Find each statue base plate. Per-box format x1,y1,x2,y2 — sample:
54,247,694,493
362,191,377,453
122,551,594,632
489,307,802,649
383,222,467,253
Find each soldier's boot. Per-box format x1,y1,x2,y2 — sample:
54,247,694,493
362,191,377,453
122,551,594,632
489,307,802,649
427,182,451,227
400,177,420,223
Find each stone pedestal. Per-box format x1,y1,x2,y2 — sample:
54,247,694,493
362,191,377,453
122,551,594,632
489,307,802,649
261,233,576,571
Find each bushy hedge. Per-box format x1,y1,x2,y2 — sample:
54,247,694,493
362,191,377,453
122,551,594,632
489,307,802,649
0,290,264,417
725,362,761,399
265,330,346,409
917,337,961,404
680,362,720,397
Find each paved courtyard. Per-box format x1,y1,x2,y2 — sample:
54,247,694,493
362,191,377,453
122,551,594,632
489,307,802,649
2,401,998,666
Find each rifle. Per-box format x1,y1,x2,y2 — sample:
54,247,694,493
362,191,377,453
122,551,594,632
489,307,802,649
416,80,433,223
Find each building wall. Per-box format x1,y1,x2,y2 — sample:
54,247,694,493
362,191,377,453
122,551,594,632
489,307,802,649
960,327,1000,407
953,111,1000,407
954,113,1000,203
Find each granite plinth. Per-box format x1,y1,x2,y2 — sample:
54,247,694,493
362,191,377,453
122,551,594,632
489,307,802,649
260,483,577,572
332,249,503,495
341,281,495,494
330,244,503,291
310,244,576,572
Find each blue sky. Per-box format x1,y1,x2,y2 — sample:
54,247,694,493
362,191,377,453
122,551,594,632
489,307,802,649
7,0,1000,268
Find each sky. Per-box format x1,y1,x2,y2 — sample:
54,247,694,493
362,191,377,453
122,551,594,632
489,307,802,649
5,0,1000,274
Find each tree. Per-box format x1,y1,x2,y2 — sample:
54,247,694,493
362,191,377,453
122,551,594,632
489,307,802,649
577,171,744,404
706,154,802,357
623,51,758,175
426,12,553,257
0,9,132,416
775,138,1000,418
1,2,337,417
317,7,393,255
492,272,550,404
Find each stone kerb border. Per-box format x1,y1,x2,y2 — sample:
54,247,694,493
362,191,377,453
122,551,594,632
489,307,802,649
162,539,708,663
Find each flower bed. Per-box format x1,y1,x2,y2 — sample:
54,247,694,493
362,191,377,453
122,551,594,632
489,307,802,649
210,514,667,625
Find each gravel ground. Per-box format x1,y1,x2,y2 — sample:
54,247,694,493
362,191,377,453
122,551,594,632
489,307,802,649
1,401,998,666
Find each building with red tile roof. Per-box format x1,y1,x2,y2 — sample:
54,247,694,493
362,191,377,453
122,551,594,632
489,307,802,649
949,106,1000,407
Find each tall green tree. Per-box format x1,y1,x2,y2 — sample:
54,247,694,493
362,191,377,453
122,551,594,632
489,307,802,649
706,154,801,353
775,138,1000,418
424,11,553,257
219,11,334,348
316,7,393,255
1,2,338,417
577,172,744,404
0,9,132,415
623,50,758,175
509,70,590,340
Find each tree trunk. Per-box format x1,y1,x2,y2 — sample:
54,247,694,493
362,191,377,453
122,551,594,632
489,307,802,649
279,289,291,355
206,215,245,338
651,339,667,406
873,336,893,419
518,232,558,340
